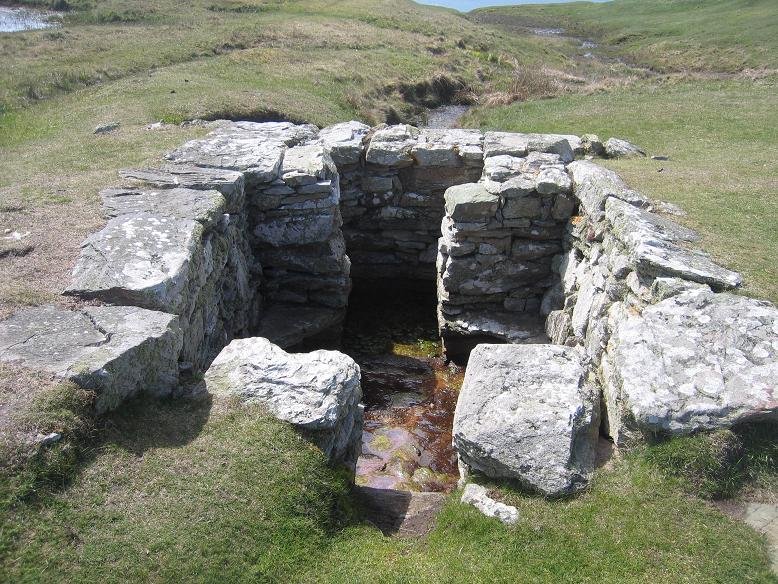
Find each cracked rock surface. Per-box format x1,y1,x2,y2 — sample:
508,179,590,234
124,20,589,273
0,305,182,412
204,337,363,469
453,344,599,496
603,288,778,443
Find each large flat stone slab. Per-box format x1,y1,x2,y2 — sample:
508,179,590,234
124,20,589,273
66,214,204,314
606,197,742,289
453,344,599,496
118,166,245,213
411,128,484,167
603,289,778,443
568,160,649,215
100,187,226,229
255,304,345,349
204,337,362,468
483,132,574,163
0,305,182,412
166,122,317,185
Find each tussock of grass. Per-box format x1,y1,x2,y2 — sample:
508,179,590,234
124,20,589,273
643,422,778,502
0,366,95,510
644,430,748,500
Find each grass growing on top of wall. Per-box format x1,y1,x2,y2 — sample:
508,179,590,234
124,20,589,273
1,395,775,583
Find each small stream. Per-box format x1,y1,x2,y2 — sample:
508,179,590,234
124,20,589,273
342,280,463,493
423,105,470,129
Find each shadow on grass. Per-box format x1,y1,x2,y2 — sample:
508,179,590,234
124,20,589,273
95,391,214,458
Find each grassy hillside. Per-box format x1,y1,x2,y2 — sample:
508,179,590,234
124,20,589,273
471,0,778,72
1,0,777,581
463,76,778,303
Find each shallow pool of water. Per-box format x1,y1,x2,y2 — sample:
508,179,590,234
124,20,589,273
0,6,59,33
342,280,463,493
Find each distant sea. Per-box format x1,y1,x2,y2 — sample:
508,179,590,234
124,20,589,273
417,0,610,11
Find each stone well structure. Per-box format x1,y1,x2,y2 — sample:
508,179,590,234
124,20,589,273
1,121,775,489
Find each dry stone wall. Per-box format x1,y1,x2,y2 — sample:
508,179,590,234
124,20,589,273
0,120,775,485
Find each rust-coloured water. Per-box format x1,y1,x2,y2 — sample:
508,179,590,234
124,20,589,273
342,280,464,493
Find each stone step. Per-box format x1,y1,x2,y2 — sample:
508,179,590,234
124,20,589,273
353,486,446,537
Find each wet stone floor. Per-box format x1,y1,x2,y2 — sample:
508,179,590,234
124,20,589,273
342,280,464,493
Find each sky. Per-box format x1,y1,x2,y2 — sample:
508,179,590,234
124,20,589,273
416,0,610,12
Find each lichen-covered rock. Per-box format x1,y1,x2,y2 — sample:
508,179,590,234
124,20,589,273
605,197,742,289
605,137,646,158
453,344,599,496
602,289,778,444
318,121,370,167
535,166,572,195
580,134,605,156
483,132,574,163
100,187,226,229
204,337,363,469
0,305,182,412
568,160,649,215
66,214,206,314
412,129,484,167
365,124,420,167
118,166,245,212
461,483,519,525
166,121,317,186
444,183,499,222
281,143,338,187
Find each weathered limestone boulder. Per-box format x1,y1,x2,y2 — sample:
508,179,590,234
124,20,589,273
365,124,420,167
568,160,649,215
318,121,370,167
204,337,363,469
453,344,599,496
0,305,182,412
461,483,519,525
483,132,574,163
119,166,245,212
605,197,742,289
605,137,646,158
602,289,778,444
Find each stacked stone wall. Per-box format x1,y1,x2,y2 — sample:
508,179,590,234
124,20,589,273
1,120,774,454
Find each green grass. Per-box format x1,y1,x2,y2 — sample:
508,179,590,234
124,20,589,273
0,367,95,512
1,396,775,583
1,0,777,581
463,76,778,304
472,0,778,72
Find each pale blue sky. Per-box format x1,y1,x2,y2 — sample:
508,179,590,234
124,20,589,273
417,0,610,12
